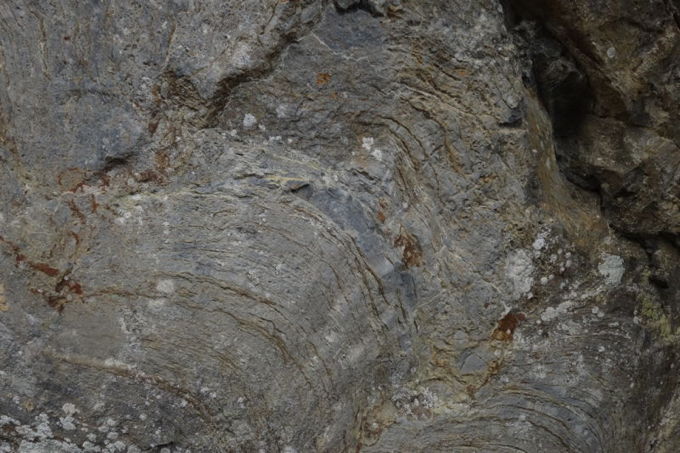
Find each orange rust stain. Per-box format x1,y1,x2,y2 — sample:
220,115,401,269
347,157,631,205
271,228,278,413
491,311,526,342
394,231,423,267
377,210,386,223
316,72,331,86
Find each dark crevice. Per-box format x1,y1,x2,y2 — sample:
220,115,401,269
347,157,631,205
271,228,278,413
203,61,279,128
143,441,176,452
101,154,133,173
512,21,593,139
665,0,680,31
650,275,670,289
511,17,603,200
505,0,680,312
334,0,386,16
158,5,327,130
506,0,680,262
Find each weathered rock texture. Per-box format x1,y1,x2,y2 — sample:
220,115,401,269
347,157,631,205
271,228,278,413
1,0,680,451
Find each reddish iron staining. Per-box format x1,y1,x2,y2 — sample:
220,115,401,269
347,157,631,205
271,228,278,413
0,237,54,273
491,311,527,342
151,84,161,101
56,168,88,193
0,236,77,311
69,231,81,246
72,181,87,193
66,199,87,223
37,275,85,313
316,72,331,86
136,169,165,184
377,210,386,223
56,276,83,296
153,150,171,178
148,119,160,135
47,296,67,313
68,281,83,295
89,194,99,212
466,384,477,397
377,199,388,222
29,262,60,277
57,167,120,193
98,172,111,188
394,231,423,267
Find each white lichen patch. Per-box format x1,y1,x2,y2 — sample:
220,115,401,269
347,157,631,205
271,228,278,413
391,387,439,418
598,253,624,285
532,231,548,251
114,210,133,226
155,279,175,294
506,250,534,299
228,41,253,70
361,136,383,161
242,113,257,129
342,343,365,367
276,104,289,118
62,403,77,416
59,416,76,431
147,298,167,310
540,300,574,322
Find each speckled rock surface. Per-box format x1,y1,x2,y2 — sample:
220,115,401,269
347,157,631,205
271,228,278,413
1,0,680,452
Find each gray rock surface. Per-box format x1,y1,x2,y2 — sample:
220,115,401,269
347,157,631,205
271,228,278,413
1,0,680,451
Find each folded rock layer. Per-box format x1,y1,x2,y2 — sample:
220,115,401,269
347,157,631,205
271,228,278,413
1,0,679,451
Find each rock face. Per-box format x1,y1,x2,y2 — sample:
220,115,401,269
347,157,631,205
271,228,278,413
1,0,680,451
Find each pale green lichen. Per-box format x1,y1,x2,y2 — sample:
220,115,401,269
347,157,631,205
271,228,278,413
640,296,680,343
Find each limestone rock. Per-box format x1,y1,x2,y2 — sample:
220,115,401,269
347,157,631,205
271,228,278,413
1,0,679,451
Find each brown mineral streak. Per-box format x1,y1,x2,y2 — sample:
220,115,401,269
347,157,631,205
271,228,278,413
29,262,60,277
492,311,526,342
0,236,60,276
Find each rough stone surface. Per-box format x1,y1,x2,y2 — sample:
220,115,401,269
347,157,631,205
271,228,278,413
1,0,680,451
